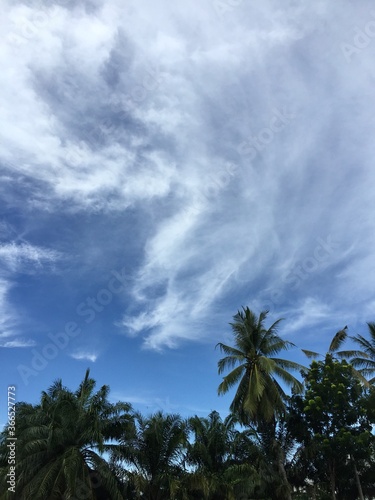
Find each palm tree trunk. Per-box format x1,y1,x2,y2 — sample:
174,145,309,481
276,443,292,500
258,418,292,500
312,483,317,500
351,455,364,500
329,460,336,500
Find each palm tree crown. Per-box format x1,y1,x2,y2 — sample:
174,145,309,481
351,322,375,383
112,411,188,499
217,307,304,423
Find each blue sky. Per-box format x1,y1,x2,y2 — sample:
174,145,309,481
1,0,375,427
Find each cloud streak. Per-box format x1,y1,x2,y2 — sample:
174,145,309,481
70,350,98,363
0,243,62,272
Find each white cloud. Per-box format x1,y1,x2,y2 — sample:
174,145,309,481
70,350,99,362
0,279,17,338
110,393,150,406
0,242,62,272
110,391,211,416
281,298,333,333
0,338,36,348
0,278,35,347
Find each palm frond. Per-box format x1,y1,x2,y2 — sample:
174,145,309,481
301,349,321,359
350,357,375,370
272,365,303,393
329,327,348,353
265,317,285,335
335,349,368,360
218,354,245,375
271,357,306,373
261,338,295,356
218,365,246,395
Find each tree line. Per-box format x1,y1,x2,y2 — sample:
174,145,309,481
1,307,375,499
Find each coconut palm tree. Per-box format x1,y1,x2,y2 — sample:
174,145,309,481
0,369,131,499
217,308,304,423
350,322,375,383
217,307,305,500
302,325,371,386
111,411,188,500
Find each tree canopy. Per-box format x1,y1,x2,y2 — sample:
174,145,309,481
1,310,375,500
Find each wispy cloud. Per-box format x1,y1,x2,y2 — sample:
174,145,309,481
0,242,62,273
110,391,211,416
0,279,18,338
70,350,99,363
0,278,36,347
281,298,333,333
0,338,36,348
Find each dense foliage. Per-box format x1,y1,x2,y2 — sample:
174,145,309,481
1,310,374,499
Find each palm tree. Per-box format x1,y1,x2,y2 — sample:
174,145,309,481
302,325,371,386
111,411,188,500
217,307,305,500
217,308,304,423
186,411,259,499
350,322,375,383
0,369,131,499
